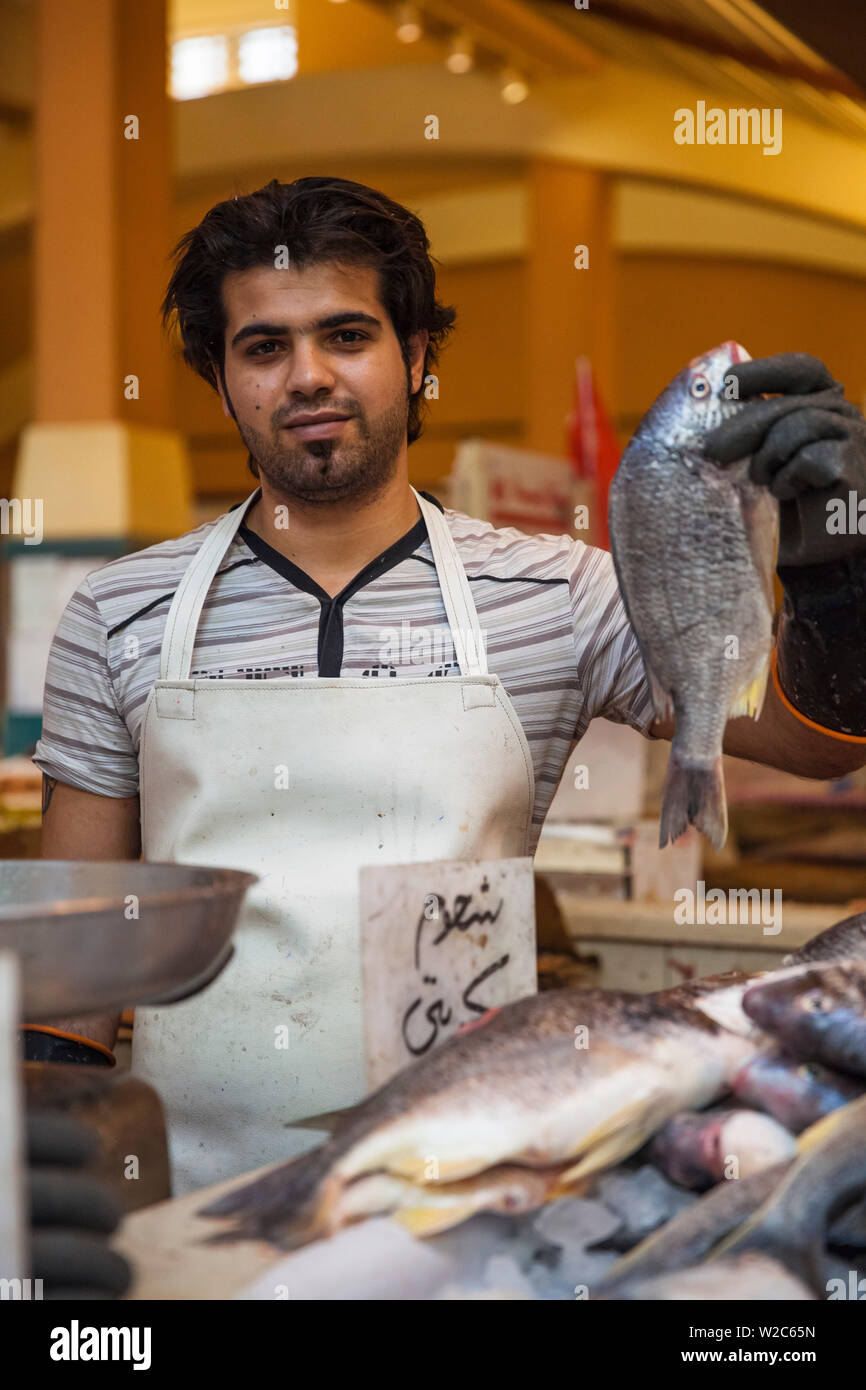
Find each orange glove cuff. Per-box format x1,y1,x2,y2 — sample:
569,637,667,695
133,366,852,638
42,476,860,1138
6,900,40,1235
772,647,866,745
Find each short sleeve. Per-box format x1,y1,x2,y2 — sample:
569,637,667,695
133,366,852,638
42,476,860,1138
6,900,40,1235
567,542,656,737
31,575,140,798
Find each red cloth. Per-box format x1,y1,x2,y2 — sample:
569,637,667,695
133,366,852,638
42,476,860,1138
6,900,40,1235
567,358,620,550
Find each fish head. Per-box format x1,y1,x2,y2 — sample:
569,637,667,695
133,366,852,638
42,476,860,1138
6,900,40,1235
648,1110,724,1191
732,1052,860,1133
742,960,866,1074
637,341,751,455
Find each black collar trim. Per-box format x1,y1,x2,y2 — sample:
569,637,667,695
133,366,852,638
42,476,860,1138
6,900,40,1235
236,490,443,605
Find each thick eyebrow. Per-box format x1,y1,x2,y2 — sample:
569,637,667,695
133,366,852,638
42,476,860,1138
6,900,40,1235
230,312,382,349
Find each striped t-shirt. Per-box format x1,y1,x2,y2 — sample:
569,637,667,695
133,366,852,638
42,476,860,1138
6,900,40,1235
32,489,655,847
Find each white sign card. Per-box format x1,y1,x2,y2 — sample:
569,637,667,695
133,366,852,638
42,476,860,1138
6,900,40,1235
359,856,537,1089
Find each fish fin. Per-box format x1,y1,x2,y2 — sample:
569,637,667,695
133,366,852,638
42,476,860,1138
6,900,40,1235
393,1203,479,1238
198,1142,343,1249
286,1107,353,1134
559,1126,654,1184
558,1098,664,1184
548,1175,594,1201
728,657,771,721
660,749,727,850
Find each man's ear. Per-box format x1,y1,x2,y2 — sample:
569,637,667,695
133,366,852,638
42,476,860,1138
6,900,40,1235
407,330,430,395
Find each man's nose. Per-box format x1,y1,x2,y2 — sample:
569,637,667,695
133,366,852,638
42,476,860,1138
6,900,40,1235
281,340,336,394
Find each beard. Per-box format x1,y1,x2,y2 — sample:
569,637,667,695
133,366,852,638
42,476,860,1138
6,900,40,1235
235,389,410,508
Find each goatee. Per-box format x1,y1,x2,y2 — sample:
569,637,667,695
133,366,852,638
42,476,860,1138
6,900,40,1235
241,396,408,507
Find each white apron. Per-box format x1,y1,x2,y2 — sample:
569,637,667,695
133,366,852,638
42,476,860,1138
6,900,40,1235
132,487,536,1195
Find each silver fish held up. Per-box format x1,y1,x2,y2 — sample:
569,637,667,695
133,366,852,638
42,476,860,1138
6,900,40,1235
608,342,779,849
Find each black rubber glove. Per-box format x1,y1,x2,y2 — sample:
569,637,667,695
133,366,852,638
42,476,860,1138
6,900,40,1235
703,353,866,567
20,1028,114,1067
25,1111,132,1299
703,353,866,738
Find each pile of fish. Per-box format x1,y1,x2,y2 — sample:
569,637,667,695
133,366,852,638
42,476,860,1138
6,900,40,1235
608,341,778,850
200,911,866,1299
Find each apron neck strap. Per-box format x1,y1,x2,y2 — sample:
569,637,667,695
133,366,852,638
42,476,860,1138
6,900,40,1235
159,486,487,681
159,490,259,681
410,488,487,676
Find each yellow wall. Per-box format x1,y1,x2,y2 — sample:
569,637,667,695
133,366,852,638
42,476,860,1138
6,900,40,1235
617,255,866,440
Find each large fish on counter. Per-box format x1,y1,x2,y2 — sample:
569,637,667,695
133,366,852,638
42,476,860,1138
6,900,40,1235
608,342,779,849
200,988,757,1249
199,916,866,1251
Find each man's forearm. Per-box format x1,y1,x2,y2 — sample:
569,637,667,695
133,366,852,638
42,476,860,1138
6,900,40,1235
32,775,142,1061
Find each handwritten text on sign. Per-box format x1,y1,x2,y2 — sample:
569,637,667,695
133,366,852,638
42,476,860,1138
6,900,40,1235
359,857,537,1089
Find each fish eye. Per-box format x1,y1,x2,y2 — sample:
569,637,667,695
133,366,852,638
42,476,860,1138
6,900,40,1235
803,992,828,1012
690,375,711,399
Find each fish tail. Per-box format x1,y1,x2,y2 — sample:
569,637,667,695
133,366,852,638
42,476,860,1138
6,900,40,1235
198,1141,345,1249
660,748,727,850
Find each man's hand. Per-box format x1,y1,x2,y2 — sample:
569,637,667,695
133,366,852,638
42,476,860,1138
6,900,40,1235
702,352,866,743
703,352,866,567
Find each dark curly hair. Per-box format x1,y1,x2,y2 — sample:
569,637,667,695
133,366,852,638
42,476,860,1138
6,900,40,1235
161,176,457,462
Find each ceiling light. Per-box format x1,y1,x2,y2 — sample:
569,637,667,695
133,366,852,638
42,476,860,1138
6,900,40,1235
446,32,474,74
395,3,423,43
171,34,229,101
501,67,528,104
238,27,298,85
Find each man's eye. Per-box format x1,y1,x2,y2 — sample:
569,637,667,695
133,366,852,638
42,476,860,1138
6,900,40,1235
249,341,280,356
332,330,367,344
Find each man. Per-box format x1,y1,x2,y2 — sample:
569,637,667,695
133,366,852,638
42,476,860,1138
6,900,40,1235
29,177,866,1195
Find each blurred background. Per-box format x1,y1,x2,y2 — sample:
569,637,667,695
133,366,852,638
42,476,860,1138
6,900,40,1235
3,0,866,979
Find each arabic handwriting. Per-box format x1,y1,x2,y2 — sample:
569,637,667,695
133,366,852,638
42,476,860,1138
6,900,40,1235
413,890,504,968
462,954,510,1014
401,995,454,1057
402,887,510,1059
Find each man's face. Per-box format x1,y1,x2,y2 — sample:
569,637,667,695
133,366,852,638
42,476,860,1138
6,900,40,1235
215,260,428,506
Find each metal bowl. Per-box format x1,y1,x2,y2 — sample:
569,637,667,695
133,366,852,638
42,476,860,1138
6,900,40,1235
0,861,257,1020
